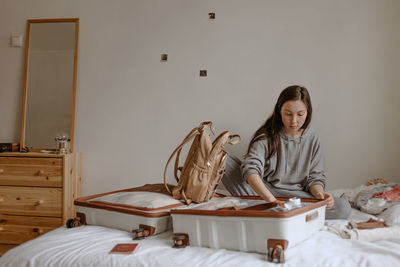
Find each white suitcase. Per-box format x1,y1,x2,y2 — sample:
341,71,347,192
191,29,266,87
170,196,329,263
70,184,185,238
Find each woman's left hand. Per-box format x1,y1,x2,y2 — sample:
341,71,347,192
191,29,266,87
310,184,334,209
323,193,334,209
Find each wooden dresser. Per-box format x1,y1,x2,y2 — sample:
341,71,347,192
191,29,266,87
0,152,82,255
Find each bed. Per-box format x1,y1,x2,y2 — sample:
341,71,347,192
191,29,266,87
1,187,400,267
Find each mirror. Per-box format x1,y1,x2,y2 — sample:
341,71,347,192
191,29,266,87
20,18,79,152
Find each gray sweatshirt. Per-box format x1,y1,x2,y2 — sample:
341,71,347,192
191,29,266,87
241,127,326,192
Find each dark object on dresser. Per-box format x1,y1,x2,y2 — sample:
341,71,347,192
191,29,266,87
0,143,19,152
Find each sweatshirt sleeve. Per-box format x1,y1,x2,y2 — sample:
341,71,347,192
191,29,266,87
240,139,267,182
304,138,326,192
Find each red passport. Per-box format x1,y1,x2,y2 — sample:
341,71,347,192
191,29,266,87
110,243,139,254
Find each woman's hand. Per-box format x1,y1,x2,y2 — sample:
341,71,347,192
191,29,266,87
247,174,282,206
310,184,334,209
323,193,334,209
273,199,285,208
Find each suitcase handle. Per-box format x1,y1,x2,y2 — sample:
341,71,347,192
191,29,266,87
305,211,319,222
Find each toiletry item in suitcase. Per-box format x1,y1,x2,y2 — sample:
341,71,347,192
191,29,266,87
68,184,185,238
170,196,329,263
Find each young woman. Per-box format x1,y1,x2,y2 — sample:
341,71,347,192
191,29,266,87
222,85,350,219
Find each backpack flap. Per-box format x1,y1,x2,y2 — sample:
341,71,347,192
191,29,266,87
203,132,239,200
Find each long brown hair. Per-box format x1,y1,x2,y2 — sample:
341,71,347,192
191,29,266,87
247,85,312,160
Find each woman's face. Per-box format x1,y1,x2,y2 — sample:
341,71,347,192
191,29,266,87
280,100,308,137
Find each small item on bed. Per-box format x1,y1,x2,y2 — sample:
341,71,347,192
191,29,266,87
348,218,388,230
110,243,139,254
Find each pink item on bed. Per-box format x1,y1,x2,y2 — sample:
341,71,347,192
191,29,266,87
373,185,400,203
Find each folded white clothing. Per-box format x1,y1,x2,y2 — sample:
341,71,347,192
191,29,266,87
326,224,400,242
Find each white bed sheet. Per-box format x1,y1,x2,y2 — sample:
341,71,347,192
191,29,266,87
1,213,400,267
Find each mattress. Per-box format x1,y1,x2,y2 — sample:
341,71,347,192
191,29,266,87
0,220,399,267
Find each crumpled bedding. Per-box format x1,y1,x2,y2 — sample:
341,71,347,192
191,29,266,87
1,206,400,267
328,183,400,215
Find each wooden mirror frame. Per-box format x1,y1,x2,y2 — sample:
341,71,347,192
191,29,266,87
20,18,79,152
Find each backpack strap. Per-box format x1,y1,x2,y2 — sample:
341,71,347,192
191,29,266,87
209,133,241,160
228,134,241,145
163,121,214,194
164,129,198,194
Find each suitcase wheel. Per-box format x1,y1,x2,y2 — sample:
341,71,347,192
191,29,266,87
267,248,274,262
267,246,285,263
172,233,190,248
132,224,156,240
132,228,146,240
267,239,288,263
66,217,82,228
276,247,285,263
76,212,87,225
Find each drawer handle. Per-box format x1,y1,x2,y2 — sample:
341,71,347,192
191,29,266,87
36,170,45,176
33,228,44,234
0,169,4,174
34,200,44,206
0,197,4,202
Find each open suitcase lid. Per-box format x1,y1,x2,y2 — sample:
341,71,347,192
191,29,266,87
74,184,186,218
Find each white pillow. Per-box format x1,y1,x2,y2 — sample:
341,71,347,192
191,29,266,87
90,191,182,209
378,204,400,226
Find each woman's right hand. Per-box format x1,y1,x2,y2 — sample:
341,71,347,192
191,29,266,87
273,199,285,208
246,174,285,207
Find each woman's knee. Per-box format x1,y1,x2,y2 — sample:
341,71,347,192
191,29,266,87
326,197,351,219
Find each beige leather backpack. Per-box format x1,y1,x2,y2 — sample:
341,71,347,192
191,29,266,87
163,121,240,204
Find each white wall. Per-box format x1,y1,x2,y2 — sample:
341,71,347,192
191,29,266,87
1,0,399,195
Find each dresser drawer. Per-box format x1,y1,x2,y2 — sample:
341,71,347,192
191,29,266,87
0,214,62,244
0,157,62,187
0,186,62,217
